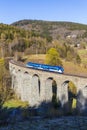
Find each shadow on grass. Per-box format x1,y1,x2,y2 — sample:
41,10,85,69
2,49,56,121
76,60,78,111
0,90,87,127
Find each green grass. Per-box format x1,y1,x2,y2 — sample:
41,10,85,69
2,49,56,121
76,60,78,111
78,49,87,55
78,49,87,65
63,60,87,75
3,99,29,108
24,54,46,64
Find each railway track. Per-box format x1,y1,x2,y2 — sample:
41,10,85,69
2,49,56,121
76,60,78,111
10,60,87,78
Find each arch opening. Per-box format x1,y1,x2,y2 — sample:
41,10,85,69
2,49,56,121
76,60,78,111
61,80,77,111
45,77,60,108
22,72,30,101
31,74,41,105
33,74,41,95
52,79,59,108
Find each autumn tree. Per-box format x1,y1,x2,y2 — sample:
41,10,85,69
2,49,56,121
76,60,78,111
0,58,14,106
45,48,63,66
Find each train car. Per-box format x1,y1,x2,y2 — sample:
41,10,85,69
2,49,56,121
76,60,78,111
26,62,64,74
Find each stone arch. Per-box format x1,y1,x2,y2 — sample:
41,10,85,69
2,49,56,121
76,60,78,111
83,85,87,108
22,71,31,101
82,85,87,98
52,80,57,97
76,86,87,113
31,74,41,105
78,85,87,108
52,79,59,108
61,80,77,109
45,77,57,103
45,77,53,102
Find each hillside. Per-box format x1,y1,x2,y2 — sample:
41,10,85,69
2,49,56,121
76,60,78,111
11,19,87,43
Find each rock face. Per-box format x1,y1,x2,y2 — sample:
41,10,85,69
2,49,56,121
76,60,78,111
9,60,87,113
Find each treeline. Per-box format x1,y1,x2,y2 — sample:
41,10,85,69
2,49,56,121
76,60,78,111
12,20,87,30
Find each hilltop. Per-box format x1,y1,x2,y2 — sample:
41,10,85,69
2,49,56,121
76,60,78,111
11,19,87,43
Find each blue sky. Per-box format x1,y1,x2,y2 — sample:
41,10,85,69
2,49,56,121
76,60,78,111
0,0,87,25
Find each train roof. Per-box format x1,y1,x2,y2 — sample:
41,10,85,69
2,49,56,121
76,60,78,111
26,62,64,68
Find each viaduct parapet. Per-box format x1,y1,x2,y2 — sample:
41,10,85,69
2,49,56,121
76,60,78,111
9,60,87,111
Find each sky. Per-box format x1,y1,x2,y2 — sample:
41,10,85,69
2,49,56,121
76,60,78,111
0,0,87,25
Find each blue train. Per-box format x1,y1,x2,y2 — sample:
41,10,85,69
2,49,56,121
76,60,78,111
26,62,64,74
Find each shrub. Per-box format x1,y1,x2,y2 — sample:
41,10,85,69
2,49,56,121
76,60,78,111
3,99,29,108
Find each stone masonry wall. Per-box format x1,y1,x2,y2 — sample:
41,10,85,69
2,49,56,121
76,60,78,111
9,61,87,110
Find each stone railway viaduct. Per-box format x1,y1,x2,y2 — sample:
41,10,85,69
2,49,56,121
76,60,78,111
9,60,87,110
